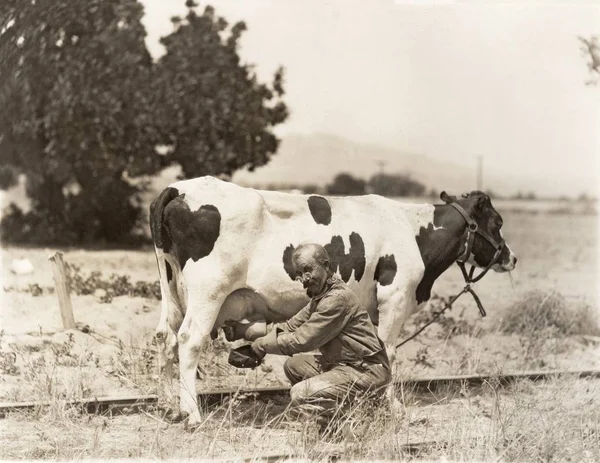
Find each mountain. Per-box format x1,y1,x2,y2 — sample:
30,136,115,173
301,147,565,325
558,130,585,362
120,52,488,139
231,133,479,193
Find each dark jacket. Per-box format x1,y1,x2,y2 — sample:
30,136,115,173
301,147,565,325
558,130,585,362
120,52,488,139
273,278,390,369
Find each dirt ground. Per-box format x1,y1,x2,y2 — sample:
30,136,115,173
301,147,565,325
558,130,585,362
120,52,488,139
1,209,599,459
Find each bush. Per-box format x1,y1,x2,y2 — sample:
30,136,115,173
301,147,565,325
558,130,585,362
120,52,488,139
326,173,366,195
497,290,600,337
67,264,160,303
368,173,426,197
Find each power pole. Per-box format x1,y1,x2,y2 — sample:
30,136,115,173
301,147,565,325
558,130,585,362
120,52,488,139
477,156,483,191
376,160,387,176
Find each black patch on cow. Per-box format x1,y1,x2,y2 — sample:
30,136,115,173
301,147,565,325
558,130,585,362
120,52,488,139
164,198,221,270
307,196,332,225
347,232,366,281
166,261,173,282
374,254,397,286
324,235,344,276
414,205,464,304
281,233,366,283
414,207,445,257
325,232,366,282
282,245,296,280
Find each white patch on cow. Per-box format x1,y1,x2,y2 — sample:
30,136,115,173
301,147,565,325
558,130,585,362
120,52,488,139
394,203,440,236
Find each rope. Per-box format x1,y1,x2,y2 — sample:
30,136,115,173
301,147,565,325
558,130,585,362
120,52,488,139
395,286,471,350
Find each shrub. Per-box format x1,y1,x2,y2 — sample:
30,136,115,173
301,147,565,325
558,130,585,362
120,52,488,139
497,290,600,337
67,264,161,303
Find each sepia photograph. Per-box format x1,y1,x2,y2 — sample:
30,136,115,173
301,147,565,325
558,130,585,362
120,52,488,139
1,0,599,460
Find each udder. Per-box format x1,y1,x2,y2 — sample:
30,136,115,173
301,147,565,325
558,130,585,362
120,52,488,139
211,288,290,340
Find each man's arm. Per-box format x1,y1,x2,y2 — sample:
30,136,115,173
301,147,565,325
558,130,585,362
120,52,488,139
226,300,313,342
281,300,313,332
274,296,351,355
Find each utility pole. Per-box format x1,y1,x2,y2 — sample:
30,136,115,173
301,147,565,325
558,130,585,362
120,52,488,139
376,160,387,176
476,156,483,191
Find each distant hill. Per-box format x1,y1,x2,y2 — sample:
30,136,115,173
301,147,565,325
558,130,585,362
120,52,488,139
231,133,479,194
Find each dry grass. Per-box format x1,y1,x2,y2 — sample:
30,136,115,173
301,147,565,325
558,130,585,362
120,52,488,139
497,289,600,337
2,372,599,461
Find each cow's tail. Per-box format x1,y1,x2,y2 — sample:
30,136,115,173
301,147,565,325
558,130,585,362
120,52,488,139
150,187,179,252
150,187,185,363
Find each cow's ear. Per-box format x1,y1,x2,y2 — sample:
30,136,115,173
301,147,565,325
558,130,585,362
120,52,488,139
474,194,489,213
440,191,456,204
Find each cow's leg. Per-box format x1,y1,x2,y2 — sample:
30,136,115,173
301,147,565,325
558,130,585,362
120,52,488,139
153,251,184,385
375,266,423,413
377,287,419,366
177,316,208,425
177,281,232,426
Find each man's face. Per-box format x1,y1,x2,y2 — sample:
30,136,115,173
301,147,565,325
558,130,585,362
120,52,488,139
293,251,329,297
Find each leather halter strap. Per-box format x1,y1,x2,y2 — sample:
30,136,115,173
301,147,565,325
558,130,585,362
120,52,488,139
450,202,506,310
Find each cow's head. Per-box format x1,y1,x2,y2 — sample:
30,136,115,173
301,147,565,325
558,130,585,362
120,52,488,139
440,191,517,272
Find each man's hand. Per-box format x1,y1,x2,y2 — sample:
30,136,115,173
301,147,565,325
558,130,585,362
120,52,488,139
251,327,284,357
222,321,267,342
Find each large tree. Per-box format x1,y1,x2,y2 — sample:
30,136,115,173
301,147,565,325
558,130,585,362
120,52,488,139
154,2,288,178
0,1,288,244
0,0,159,242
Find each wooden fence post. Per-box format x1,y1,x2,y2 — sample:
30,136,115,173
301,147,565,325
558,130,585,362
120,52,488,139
48,251,76,330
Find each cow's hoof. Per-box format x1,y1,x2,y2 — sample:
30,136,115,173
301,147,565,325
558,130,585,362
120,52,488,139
184,418,203,433
388,397,405,418
163,409,189,424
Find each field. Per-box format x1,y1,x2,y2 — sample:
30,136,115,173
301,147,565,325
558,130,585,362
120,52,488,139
1,207,599,460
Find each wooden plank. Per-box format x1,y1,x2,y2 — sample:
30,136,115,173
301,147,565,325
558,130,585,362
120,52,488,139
1,369,598,416
0,387,292,415
48,251,76,330
404,368,600,393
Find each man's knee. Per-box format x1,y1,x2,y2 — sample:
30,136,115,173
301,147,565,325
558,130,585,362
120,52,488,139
289,381,309,404
289,379,336,408
283,355,317,385
283,357,304,384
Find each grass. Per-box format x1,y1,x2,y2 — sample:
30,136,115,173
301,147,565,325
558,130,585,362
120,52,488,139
2,373,599,460
497,289,600,338
493,290,600,369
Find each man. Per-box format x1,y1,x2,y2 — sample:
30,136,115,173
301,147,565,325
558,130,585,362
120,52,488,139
248,243,391,412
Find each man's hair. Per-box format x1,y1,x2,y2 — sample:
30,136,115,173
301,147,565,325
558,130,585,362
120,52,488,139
292,243,331,270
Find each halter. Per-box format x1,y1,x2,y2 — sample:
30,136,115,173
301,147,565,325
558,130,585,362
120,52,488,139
451,201,506,293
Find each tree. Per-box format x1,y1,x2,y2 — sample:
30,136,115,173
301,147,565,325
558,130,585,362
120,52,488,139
326,173,366,195
368,173,426,197
579,36,600,86
153,3,288,179
0,1,288,244
0,0,159,243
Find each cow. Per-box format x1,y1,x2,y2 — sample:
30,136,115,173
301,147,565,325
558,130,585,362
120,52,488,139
149,176,517,425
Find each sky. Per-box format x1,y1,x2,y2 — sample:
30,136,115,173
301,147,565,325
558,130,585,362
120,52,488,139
140,0,600,198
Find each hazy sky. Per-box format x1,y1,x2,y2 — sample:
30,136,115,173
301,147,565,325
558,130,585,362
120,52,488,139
140,0,599,197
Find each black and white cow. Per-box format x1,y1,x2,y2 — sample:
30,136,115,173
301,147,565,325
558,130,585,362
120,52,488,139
150,176,516,424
